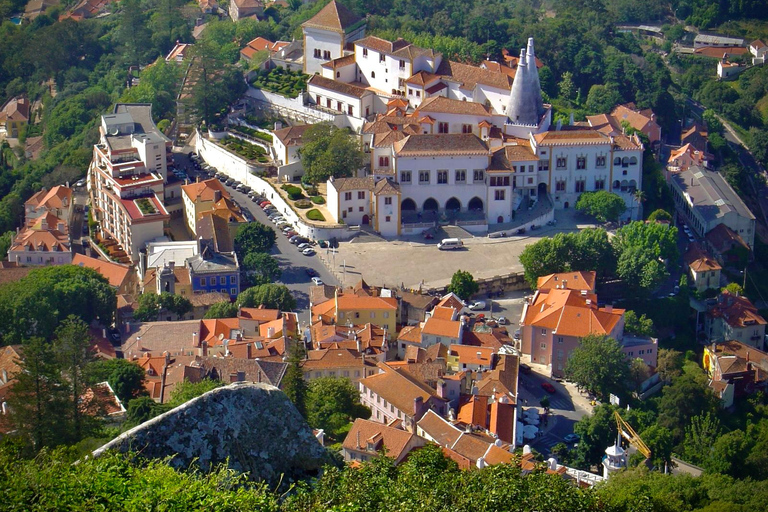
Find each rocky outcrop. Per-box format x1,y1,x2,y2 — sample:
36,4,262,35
93,382,331,485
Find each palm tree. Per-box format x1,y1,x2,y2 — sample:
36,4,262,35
633,189,646,220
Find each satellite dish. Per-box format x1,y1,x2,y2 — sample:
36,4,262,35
110,127,120,136
218,333,225,341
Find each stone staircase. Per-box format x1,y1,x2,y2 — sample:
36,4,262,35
440,225,474,239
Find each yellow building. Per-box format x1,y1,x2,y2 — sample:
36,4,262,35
181,179,231,235
0,96,29,138
311,291,398,338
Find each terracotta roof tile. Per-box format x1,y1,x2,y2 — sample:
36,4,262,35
343,418,421,462
359,363,446,415
435,60,512,91
308,75,370,98
537,271,596,292
416,96,491,117
394,133,489,157
72,254,131,288
422,317,461,338
301,0,363,33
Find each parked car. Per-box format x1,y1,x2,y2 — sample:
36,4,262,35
75,178,86,187
297,242,311,250
305,268,318,277
541,382,556,394
302,248,316,256
235,184,246,192
564,433,580,444
513,329,521,340
311,277,323,286
317,240,328,248
225,179,234,186
276,221,290,229
284,231,298,238
259,201,271,208
519,363,532,374
468,300,487,311
107,328,121,344
251,195,260,202
498,316,508,325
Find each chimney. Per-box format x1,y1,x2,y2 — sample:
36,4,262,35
192,331,198,347
356,336,362,353
605,304,613,313
125,321,131,333
356,429,361,449
136,336,142,351
214,189,222,202
413,396,424,418
164,351,170,365
246,343,252,359
257,369,262,383
57,222,65,232
201,340,208,357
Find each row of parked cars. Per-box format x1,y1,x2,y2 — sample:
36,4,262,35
257,200,317,256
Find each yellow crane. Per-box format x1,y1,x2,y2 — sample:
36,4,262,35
614,410,651,460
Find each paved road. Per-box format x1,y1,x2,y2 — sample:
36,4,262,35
174,149,339,319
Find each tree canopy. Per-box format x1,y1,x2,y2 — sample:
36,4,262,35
575,191,627,223
234,222,276,260
299,124,366,185
133,292,192,322
564,334,629,400
236,283,296,311
242,252,282,286
306,377,371,440
0,266,115,345
447,270,479,301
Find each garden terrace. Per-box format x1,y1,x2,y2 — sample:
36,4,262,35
220,136,271,164
249,68,308,97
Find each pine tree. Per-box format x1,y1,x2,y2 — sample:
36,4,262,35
53,316,100,443
7,337,68,450
282,343,308,418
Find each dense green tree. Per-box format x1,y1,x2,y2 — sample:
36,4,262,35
133,292,193,322
188,35,246,126
657,366,719,443
203,301,238,319
6,337,68,451
166,379,224,408
242,252,282,285
639,424,674,470
236,283,296,311
234,222,276,259
682,413,722,468
750,127,768,168
564,334,629,400
571,404,618,469
613,221,679,262
120,58,181,122
585,84,622,114
702,109,723,134
624,310,655,336
616,245,667,295
519,233,571,287
575,191,626,223
0,265,115,345
282,343,307,418
52,316,99,442
125,396,169,426
570,228,616,279
306,377,371,439
656,348,683,383
299,124,366,185
0,230,13,260
447,270,479,301
647,209,672,222
87,358,147,405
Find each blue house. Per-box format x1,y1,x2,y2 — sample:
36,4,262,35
187,246,240,300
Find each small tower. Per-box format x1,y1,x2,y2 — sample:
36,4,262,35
504,38,551,138
156,261,176,295
602,432,627,479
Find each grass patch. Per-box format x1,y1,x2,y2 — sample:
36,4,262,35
135,198,157,215
310,195,325,205
307,209,325,221
757,96,768,124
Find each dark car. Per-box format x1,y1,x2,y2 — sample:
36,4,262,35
107,328,121,345
519,363,532,374
541,382,556,394
564,433,580,444
305,268,318,277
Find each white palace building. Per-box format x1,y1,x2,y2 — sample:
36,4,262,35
300,1,644,236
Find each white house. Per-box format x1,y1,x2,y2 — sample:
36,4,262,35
327,176,374,226
302,0,366,75
749,39,767,65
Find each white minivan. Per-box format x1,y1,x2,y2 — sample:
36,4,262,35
437,238,464,250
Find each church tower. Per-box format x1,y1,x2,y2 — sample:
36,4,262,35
504,38,551,138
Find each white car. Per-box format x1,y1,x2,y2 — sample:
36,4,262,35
297,242,311,250
303,248,316,256
311,277,323,286
468,300,487,311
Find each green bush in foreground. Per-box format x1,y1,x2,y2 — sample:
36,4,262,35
306,209,325,221
310,195,325,204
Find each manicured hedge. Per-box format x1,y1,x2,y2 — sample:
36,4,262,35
307,209,325,221
310,195,325,205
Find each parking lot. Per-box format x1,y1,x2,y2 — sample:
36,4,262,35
329,210,598,290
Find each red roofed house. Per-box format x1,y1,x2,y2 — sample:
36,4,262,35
358,362,449,431
705,291,767,351
8,213,72,266
240,37,290,64
302,0,366,75
343,418,427,464
667,143,710,174
703,340,768,407
749,39,767,65
683,243,722,293
72,253,139,296
520,286,626,378
0,96,30,138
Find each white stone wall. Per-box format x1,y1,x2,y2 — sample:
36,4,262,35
475,84,512,116
326,179,340,223
9,248,73,266
416,111,492,136
335,186,371,225
303,27,344,75
374,192,399,237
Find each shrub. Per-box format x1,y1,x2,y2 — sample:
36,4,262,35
281,184,304,200
310,195,325,205
307,209,326,221
295,199,312,209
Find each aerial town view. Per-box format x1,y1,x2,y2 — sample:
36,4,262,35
2,0,768,509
